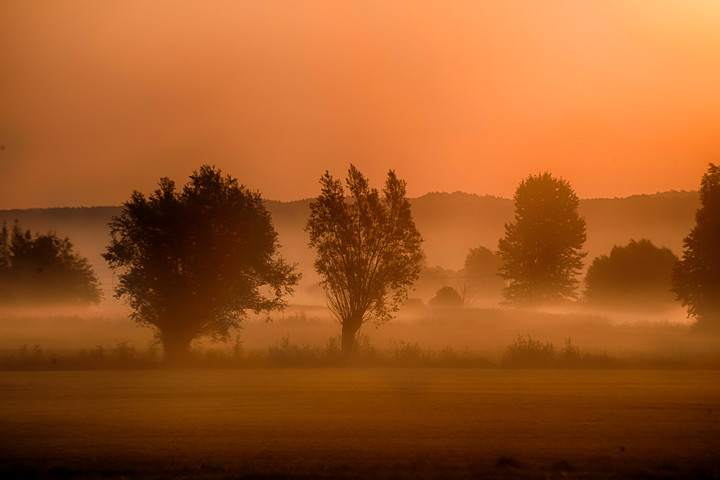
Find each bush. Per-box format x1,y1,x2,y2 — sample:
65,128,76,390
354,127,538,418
0,341,158,370
429,286,463,308
501,335,555,367
501,335,616,368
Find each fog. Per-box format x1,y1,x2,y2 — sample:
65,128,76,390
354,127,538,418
0,190,707,367
3,2,720,476
0,300,711,370
0,190,699,303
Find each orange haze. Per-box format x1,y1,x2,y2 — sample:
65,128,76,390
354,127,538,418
2,1,720,208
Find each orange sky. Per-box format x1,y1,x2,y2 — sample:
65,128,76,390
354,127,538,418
2,1,720,208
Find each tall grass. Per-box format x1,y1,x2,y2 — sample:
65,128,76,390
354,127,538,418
2,334,719,370
0,341,159,370
501,335,615,368
1,307,718,369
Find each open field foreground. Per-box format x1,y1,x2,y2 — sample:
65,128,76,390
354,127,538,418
1,370,719,479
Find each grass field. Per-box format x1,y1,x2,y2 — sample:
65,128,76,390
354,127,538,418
1,369,719,479
2,305,717,370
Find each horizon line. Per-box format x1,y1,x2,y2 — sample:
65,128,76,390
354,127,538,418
0,188,698,212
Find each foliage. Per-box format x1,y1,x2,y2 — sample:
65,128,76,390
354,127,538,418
462,246,504,302
415,248,503,307
415,264,461,301
429,286,463,308
498,173,587,306
0,221,101,305
672,163,720,330
501,334,556,367
103,165,299,362
585,239,678,309
501,335,614,368
306,165,423,353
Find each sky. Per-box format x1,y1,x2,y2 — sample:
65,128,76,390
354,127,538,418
2,0,720,209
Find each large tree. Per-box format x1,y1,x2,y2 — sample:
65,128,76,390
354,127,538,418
104,165,299,363
0,221,102,305
672,163,720,330
498,172,586,306
306,165,423,353
585,239,678,310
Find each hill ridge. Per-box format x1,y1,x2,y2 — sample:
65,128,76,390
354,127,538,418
0,190,699,304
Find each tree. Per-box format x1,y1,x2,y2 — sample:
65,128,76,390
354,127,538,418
103,165,299,363
415,264,461,302
428,286,463,308
672,163,720,330
462,246,504,304
306,165,423,353
498,173,586,306
0,221,101,305
585,239,678,310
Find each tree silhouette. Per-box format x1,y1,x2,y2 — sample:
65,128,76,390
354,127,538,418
103,165,299,363
429,286,463,308
585,239,678,310
672,163,720,330
462,246,504,303
498,173,586,306
415,264,461,302
306,165,423,353
0,221,101,305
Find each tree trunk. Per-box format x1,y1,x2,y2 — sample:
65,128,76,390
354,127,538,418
341,315,362,355
161,333,193,366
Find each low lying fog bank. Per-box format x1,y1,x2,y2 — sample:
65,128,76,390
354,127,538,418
0,303,713,365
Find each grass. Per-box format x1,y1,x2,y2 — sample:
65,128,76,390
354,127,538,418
1,369,718,479
2,333,718,370
2,306,719,370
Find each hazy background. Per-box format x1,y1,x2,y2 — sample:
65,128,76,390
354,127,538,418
0,190,699,309
2,0,720,209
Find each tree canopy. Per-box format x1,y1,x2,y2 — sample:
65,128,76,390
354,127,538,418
585,239,678,310
672,163,720,330
306,165,423,353
0,222,101,305
498,172,586,306
428,286,463,308
103,165,299,362
462,246,504,303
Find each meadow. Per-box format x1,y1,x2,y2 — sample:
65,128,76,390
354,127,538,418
2,306,718,478
1,304,717,369
1,368,718,479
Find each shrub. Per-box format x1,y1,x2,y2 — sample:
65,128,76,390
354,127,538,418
502,335,555,367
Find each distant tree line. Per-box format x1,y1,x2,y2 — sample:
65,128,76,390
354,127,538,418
0,222,101,305
4,163,719,361
417,168,717,328
585,239,678,310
